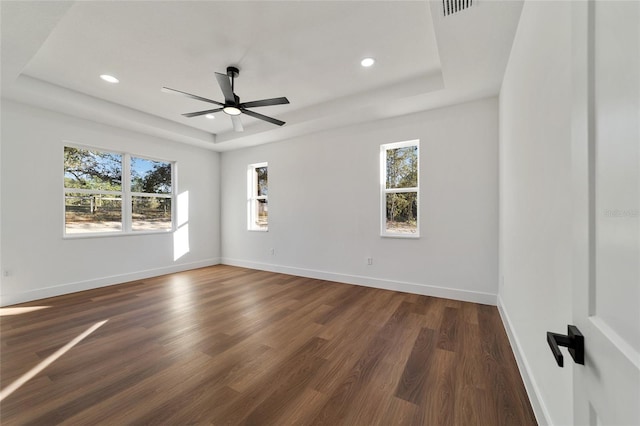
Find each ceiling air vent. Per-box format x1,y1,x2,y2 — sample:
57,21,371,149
443,0,474,16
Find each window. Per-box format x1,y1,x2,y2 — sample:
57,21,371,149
380,140,419,237
248,162,268,231
64,145,173,236
130,156,173,232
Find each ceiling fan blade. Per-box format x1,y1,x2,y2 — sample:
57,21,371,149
161,87,224,106
239,97,290,109
215,72,236,104
182,108,223,118
241,108,285,126
231,115,244,132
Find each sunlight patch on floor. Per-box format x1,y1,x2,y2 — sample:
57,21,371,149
0,320,108,401
0,306,51,316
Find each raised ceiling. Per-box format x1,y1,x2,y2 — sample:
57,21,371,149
1,1,524,151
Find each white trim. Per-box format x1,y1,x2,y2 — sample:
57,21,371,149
130,192,172,198
64,188,122,196
122,153,132,232
247,162,268,231
380,139,420,238
380,234,421,240
384,187,418,194
62,228,172,239
0,258,221,307
381,139,419,150
221,257,496,305
63,144,176,237
171,161,178,235
589,316,640,371
497,295,551,426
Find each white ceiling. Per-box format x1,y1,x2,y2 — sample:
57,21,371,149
1,0,524,152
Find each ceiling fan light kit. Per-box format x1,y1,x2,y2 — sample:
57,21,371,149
100,74,119,83
163,66,289,132
223,106,242,116
360,57,375,67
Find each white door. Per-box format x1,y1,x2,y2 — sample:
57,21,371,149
571,1,640,425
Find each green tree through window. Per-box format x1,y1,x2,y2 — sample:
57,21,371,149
130,157,172,232
64,147,122,191
381,140,419,237
248,163,268,231
64,146,173,235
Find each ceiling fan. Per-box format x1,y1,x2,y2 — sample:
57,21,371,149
162,66,289,132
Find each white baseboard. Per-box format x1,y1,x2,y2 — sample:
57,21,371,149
0,258,221,306
497,295,551,426
221,257,497,305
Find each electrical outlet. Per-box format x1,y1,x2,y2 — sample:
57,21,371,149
2,269,10,277
367,257,373,265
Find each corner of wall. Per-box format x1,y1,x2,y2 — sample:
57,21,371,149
223,257,498,306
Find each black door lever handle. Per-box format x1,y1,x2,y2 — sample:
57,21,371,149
547,325,584,367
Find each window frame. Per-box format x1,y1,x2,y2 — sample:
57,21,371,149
63,143,176,238
247,162,268,232
380,139,420,238
129,154,174,233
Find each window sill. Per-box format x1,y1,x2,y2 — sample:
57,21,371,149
63,229,173,239
380,233,420,239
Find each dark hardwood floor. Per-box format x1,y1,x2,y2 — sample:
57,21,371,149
0,265,536,425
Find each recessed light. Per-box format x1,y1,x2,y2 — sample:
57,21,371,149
223,106,242,116
360,57,375,67
205,114,216,119
100,74,119,83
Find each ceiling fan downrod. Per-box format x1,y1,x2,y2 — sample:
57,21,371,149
227,66,239,93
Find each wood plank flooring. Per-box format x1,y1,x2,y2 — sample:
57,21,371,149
0,265,536,425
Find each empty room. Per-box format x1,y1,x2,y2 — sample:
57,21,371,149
1,1,638,425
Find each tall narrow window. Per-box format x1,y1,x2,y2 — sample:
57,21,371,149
380,140,419,237
248,162,268,231
64,145,174,236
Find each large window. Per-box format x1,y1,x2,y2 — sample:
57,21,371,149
64,146,173,236
380,140,419,237
247,162,268,231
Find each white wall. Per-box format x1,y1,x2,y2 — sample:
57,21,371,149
221,97,499,304
0,100,221,306
498,1,573,425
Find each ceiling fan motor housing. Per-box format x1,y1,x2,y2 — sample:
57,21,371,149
226,66,239,79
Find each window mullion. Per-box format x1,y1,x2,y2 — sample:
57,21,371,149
384,187,419,194
130,192,171,198
64,188,122,196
